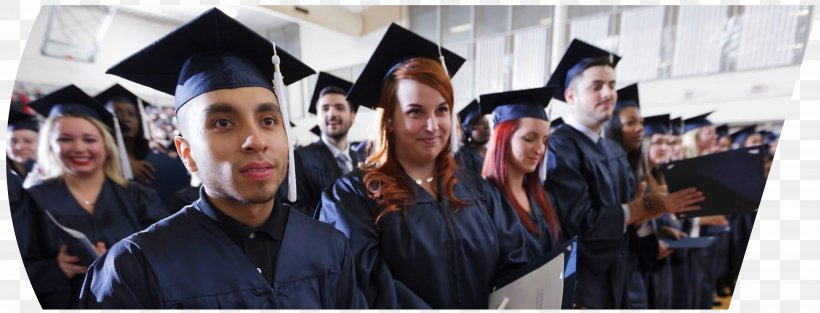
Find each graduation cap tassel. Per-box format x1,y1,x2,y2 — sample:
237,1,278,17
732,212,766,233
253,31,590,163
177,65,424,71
136,98,152,141
113,115,134,180
540,103,552,182
271,44,297,203
437,45,459,156
539,153,548,183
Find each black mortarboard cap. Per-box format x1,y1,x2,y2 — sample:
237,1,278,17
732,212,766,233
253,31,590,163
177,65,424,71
716,124,729,138
671,116,683,136
643,114,670,137
8,110,40,132
106,8,315,112
480,86,554,127
94,83,152,109
730,125,757,145
615,83,639,112
546,39,621,102
309,72,355,114
28,85,114,132
346,23,466,110
684,111,715,133
458,99,481,130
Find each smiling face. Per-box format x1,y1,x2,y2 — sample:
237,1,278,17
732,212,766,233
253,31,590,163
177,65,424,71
49,117,107,178
317,92,356,140
566,65,617,128
7,129,38,164
175,87,288,205
508,117,550,176
618,107,644,153
389,79,452,166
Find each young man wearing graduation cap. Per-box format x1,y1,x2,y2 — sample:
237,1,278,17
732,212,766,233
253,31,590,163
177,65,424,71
79,9,365,309
544,39,705,309
293,72,363,217
454,99,490,175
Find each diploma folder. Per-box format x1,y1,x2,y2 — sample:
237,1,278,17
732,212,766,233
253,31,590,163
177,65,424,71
43,210,100,266
663,236,717,249
489,236,577,309
661,145,767,219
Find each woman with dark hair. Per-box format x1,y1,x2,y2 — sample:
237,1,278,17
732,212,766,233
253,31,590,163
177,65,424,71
317,24,527,309
22,85,167,309
604,84,643,180
480,87,562,257
95,85,190,211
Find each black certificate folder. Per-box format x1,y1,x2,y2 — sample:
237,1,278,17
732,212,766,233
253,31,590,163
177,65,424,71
662,145,767,219
489,236,578,309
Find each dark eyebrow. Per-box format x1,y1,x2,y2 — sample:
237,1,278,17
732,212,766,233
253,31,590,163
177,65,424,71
256,102,281,115
204,103,238,116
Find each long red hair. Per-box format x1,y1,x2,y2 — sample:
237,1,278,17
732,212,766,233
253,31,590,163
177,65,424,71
482,120,560,239
362,57,465,226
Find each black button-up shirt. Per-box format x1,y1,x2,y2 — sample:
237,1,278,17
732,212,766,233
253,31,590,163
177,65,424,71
196,188,288,284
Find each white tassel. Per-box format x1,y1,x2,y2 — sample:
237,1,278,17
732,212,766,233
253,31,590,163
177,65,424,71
137,98,152,141
113,116,134,180
539,151,548,183
271,45,297,203
438,52,458,156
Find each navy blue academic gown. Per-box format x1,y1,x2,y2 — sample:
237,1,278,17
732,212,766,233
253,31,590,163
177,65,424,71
544,125,636,309
79,191,366,309
487,182,559,259
455,145,485,176
8,166,28,255
318,168,529,309
22,178,167,309
144,149,191,213
293,140,363,217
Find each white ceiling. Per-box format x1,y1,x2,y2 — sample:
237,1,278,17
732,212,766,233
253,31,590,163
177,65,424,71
116,6,295,34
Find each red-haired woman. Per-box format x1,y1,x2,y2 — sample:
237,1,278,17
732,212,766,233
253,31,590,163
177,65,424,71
317,24,527,309
480,87,562,257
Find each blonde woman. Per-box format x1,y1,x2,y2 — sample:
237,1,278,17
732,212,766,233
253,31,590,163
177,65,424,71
22,85,167,309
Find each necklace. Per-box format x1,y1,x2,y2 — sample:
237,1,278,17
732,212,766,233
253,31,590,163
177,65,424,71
414,176,434,185
82,200,94,207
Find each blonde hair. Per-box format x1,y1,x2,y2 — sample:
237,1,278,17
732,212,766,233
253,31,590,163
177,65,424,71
640,136,667,193
37,115,128,187
681,128,701,159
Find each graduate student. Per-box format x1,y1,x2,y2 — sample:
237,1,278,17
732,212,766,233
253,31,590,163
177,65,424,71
7,110,39,181
79,9,365,309
22,85,167,309
317,23,529,309
454,99,490,175
603,85,668,309
7,110,40,256
95,84,190,211
544,39,704,309
480,86,562,258
604,83,644,179
293,72,363,217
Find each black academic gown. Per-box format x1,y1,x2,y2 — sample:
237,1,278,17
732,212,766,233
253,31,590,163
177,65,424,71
318,168,529,309
79,189,367,309
22,178,167,309
144,149,191,213
294,140,363,217
487,182,559,259
8,166,28,255
640,218,674,309
544,125,636,309
455,145,485,176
